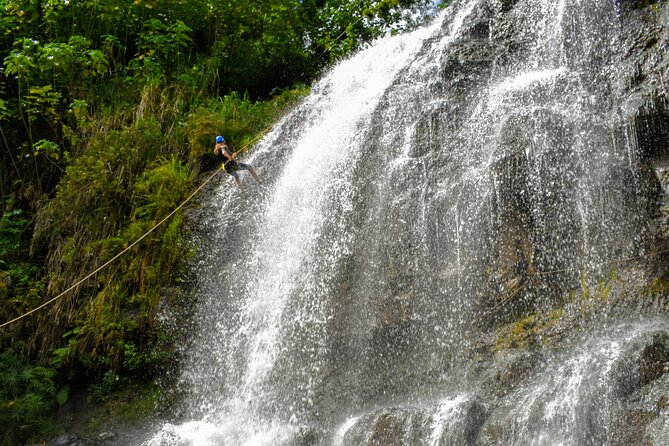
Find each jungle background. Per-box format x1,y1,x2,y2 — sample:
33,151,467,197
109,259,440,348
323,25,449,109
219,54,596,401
0,0,446,443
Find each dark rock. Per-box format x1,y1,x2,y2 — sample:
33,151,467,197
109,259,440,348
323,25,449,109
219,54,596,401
293,426,321,446
340,397,486,446
636,96,669,168
340,408,423,445
463,17,491,40
368,410,413,446
621,357,669,446
613,409,658,446
484,350,542,398
47,435,86,446
639,331,669,386
96,431,117,444
612,331,669,398
618,0,667,14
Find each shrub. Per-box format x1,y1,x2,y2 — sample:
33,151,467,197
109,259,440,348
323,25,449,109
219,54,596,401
0,349,58,445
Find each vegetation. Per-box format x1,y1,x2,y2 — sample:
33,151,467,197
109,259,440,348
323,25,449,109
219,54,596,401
494,270,625,352
0,0,439,442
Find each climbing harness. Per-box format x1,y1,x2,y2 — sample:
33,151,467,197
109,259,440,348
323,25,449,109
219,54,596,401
0,132,266,329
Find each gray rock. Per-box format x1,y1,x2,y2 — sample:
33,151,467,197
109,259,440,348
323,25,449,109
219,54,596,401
48,434,85,446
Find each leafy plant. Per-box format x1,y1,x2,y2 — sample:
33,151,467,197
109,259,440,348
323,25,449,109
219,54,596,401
0,0,425,436
88,370,124,403
0,208,27,261
0,349,57,445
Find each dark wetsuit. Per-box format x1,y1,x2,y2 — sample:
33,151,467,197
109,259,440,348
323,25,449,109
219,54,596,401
218,149,253,180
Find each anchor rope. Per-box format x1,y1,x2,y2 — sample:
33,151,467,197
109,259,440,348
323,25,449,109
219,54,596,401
0,132,266,330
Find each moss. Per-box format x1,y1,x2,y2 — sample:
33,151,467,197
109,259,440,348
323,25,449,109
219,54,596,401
569,270,624,320
494,307,563,352
624,0,665,10
493,269,635,354
643,272,669,296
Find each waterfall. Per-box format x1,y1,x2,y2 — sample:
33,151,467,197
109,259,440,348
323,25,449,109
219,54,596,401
145,0,669,444
479,322,669,445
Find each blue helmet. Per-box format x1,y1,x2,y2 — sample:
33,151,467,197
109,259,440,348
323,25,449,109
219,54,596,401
216,135,225,143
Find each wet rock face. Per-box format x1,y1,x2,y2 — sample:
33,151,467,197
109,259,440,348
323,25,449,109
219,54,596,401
326,0,669,441
341,0,669,412
47,435,85,446
609,331,669,446
613,331,669,397
619,2,669,280
618,2,669,147
495,0,521,12
483,350,542,398
473,328,669,446
340,398,487,446
638,331,669,385
483,0,669,307
637,97,669,168
618,0,668,14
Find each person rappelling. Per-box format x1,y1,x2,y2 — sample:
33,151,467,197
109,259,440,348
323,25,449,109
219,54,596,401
213,135,259,188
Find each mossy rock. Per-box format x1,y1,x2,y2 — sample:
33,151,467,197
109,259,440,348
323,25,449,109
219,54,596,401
494,307,563,351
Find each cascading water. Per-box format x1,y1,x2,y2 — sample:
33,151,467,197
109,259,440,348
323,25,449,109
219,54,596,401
146,0,669,444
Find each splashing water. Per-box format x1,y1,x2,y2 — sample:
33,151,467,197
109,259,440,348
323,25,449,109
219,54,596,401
147,5,475,445
144,0,669,444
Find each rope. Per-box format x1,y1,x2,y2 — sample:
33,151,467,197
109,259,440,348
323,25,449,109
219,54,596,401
0,129,269,330
0,168,221,330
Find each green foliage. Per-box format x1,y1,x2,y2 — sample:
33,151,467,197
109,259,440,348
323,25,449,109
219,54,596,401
185,87,309,166
55,386,69,406
132,155,191,222
437,0,455,8
28,117,202,378
135,19,192,73
79,380,161,434
0,98,10,120
0,0,427,435
308,0,433,63
0,349,57,445
33,138,61,160
0,208,27,262
50,326,81,367
88,370,123,403
4,37,39,82
0,207,46,324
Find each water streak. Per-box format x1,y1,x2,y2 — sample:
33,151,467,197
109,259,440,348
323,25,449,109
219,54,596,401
145,0,669,444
